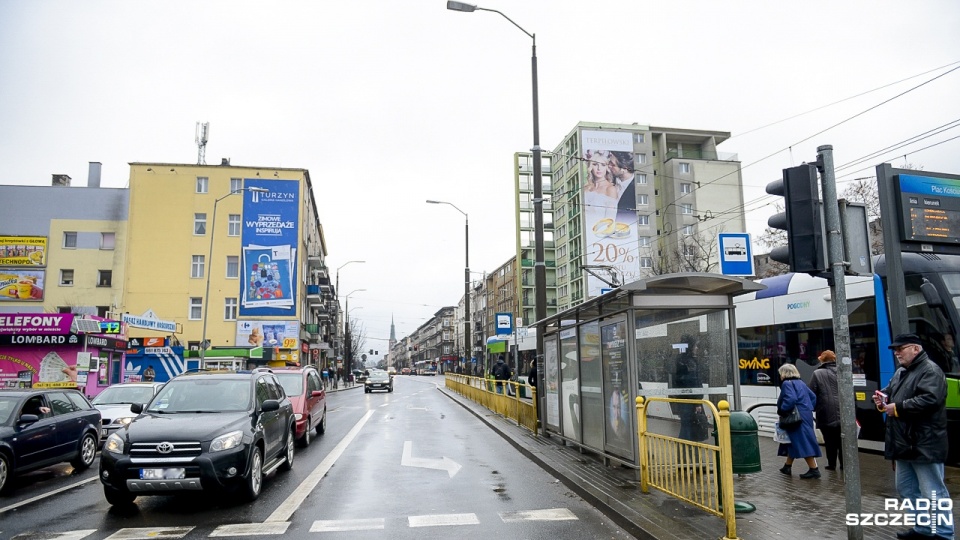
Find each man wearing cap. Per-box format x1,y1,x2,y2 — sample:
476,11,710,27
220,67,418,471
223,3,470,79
809,350,841,471
874,334,953,540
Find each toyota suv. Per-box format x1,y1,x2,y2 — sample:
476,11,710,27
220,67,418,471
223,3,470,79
99,369,296,506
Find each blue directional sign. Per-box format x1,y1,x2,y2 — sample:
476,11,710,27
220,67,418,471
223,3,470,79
718,233,755,276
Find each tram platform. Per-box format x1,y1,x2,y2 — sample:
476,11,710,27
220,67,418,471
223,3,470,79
438,378,958,540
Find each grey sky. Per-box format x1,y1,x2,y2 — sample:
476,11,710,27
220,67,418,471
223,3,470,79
2,1,959,351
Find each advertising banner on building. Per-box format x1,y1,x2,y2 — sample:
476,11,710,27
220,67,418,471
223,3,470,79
0,236,48,266
0,269,45,301
235,320,300,349
580,130,639,297
0,313,74,335
240,179,299,316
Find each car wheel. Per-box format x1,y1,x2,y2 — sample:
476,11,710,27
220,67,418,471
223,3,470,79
279,427,295,472
242,447,263,502
316,409,326,435
298,420,311,447
104,485,136,506
71,433,97,470
0,453,10,494
365,389,370,393
388,387,393,393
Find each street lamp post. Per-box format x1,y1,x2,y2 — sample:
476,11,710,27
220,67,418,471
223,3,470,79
335,260,365,370
426,200,470,374
448,1,545,430
344,289,366,377
200,187,269,366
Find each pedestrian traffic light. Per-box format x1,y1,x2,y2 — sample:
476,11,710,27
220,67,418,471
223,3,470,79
765,163,827,275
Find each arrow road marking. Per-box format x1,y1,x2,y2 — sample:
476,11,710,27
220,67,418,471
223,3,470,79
401,441,462,478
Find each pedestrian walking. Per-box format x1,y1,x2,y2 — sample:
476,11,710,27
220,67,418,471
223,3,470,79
808,350,842,471
321,367,329,389
493,355,511,394
527,360,538,395
874,334,953,540
776,363,821,479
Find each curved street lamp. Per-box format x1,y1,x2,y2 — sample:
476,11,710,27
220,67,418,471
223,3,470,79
200,187,269,365
426,200,470,373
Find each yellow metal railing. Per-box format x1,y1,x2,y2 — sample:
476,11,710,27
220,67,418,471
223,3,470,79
636,396,739,540
445,374,538,433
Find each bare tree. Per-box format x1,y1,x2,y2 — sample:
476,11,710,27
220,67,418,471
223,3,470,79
349,317,367,366
649,229,721,274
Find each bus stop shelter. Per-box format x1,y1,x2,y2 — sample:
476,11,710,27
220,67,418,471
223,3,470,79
535,273,765,468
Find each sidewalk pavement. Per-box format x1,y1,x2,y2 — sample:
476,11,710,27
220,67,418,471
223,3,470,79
438,378,959,540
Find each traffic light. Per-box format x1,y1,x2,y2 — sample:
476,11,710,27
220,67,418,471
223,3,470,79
766,163,827,275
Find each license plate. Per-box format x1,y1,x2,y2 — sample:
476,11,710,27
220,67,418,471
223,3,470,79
140,468,186,480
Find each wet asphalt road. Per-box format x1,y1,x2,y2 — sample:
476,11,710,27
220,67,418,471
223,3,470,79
0,375,631,539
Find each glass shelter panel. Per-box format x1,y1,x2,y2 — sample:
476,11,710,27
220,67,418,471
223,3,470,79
579,321,603,450
544,336,560,430
559,327,580,442
602,318,633,459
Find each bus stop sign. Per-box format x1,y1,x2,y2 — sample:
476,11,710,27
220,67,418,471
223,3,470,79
719,233,755,276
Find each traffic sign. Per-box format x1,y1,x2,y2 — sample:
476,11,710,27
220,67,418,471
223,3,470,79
718,233,755,276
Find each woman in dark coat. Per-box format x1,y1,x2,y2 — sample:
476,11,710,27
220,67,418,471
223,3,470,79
777,363,821,479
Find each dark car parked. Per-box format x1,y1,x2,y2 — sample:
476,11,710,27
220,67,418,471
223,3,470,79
99,369,296,506
0,388,102,493
273,367,326,447
364,370,393,393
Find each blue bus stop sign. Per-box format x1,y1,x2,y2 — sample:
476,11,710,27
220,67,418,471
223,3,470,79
718,233,755,276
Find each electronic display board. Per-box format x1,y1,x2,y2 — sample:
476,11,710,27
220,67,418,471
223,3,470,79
897,174,960,245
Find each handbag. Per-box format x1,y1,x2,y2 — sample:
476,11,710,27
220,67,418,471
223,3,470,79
779,406,802,430
773,422,792,444
691,407,711,442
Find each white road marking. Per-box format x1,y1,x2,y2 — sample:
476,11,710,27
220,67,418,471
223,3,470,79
0,476,99,515
310,518,385,532
209,522,289,536
103,527,194,539
401,440,462,478
408,513,479,527
9,531,97,540
499,508,579,522
264,409,375,523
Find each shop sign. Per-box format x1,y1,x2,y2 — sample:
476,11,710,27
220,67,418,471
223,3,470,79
0,334,81,346
0,313,74,334
121,309,177,332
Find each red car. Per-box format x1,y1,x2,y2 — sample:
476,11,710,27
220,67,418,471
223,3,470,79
274,367,326,447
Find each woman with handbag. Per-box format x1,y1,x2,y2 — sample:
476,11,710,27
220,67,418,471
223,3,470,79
776,363,822,479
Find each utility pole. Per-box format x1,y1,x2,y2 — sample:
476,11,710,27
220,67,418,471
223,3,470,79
818,145,862,540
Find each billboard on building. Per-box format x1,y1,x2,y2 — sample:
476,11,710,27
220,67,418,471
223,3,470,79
240,179,299,316
235,320,300,349
0,236,47,266
580,130,639,297
0,269,45,301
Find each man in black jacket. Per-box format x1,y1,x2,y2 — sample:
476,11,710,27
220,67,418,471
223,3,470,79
809,350,841,471
874,334,953,540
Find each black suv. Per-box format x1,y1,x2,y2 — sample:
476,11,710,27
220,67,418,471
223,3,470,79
99,369,296,506
0,388,101,493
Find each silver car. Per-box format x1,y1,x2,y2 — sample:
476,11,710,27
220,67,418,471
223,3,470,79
91,382,165,444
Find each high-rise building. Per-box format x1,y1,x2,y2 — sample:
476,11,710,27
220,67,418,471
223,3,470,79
513,152,557,327
518,121,744,312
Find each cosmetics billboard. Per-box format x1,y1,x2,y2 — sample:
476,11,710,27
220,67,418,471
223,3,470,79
240,179,299,317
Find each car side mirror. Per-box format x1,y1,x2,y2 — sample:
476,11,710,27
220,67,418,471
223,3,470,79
261,399,280,412
310,390,324,398
130,403,144,414
18,414,40,424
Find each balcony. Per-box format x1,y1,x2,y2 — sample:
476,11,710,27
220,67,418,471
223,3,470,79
307,284,321,305
316,276,332,294
305,324,319,336
307,254,326,273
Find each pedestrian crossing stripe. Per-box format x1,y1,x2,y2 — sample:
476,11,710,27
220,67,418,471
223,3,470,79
9,509,580,538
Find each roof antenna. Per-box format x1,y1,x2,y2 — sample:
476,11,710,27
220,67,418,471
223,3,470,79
195,122,210,165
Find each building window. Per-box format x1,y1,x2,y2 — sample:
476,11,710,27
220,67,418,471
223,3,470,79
683,244,697,258
633,133,645,144
226,256,239,278
192,255,205,278
63,231,77,248
190,298,202,320
97,306,109,318
230,178,242,192
681,204,693,215
681,183,692,194
194,213,207,235
636,153,647,164
638,237,650,247
60,269,74,286
97,270,112,287
638,215,649,226
636,174,647,185
637,194,648,206
683,225,694,236
680,163,691,174
640,257,652,268
228,214,241,236
101,232,115,250
196,177,209,193
225,298,238,321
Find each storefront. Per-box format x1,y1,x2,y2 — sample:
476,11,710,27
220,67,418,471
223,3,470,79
124,337,187,382
536,274,764,467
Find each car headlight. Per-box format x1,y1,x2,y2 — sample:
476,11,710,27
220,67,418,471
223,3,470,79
104,432,125,455
210,430,244,453
115,416,135,427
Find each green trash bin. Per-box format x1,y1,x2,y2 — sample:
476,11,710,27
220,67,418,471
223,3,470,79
726,411,761,474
